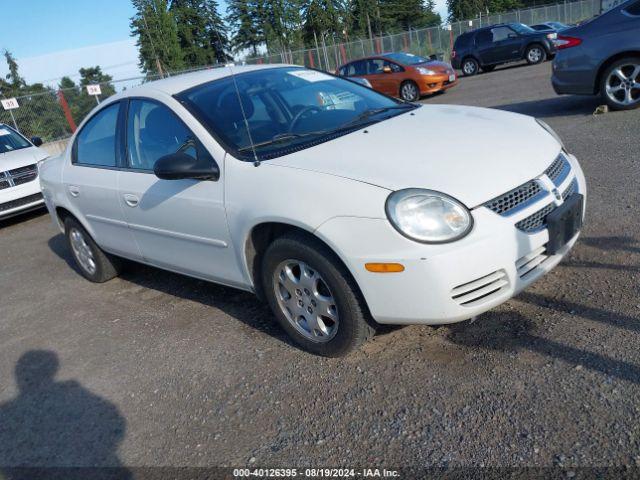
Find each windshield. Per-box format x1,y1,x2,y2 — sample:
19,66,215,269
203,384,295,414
510,23,536,34
0,125,31,154
382,52,430,65
176,67,416,160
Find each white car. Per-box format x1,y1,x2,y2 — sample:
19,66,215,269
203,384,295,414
39,65,586,356
1,125,48,220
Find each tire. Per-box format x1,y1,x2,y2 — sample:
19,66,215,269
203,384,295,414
481,65,496,73
64,217,121,283
461,57,479,76
525,44,546,65
261,232,375,356
600,56,640,111
399,80,420,102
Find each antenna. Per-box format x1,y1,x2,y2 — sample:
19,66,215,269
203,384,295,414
228,65,260,167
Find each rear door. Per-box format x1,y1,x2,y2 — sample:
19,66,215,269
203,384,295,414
62,101,141,259
475,29,497,64
116,97,239,284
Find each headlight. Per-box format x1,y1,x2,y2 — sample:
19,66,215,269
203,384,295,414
536,118,565,149
417,67,437,76
385,189,473,243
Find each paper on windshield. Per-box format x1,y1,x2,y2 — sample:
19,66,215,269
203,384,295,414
287,70,333,83
0,129,11,136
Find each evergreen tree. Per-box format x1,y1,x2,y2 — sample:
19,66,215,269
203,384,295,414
380,0,441,31
227,0,265,56
3,50,25,94
130,0,185,76
203,0,232,63
447,0,521,21
302,0,342,45
351,0,383,38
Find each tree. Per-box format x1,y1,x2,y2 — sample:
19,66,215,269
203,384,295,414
130,0,184,76
351,0,383,38
380,0,441,31
227,0,265,56
447,0,521,21
302,0,342,45
3,50,25,94
203,0,232,63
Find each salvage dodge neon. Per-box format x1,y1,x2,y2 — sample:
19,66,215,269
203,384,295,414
39,65,586,356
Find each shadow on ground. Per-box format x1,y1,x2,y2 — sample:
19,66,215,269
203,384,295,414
0,351,130,479
495,95,601,118
47,233,294,349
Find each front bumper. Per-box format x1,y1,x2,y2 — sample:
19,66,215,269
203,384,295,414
316,153,586,325
0,180,44,220
420,74,458,95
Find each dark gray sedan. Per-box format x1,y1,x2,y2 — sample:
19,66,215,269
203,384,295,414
551,0,640,110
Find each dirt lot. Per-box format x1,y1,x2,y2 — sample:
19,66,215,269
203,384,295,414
1,61,639,472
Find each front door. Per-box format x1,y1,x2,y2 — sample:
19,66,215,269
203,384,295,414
365,58,397,95
490,26,522,63
117,98,239,284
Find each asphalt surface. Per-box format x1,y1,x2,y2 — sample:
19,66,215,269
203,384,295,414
1,61,639,474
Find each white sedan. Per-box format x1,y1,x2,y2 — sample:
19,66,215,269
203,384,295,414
39,65,586,356
1,125,48,220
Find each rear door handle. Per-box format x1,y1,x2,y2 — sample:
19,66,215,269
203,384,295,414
123,194,139,207
68,185,80,197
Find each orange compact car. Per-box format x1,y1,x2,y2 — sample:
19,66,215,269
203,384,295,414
337,52,458,101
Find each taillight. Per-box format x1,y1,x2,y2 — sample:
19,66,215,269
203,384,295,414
555,35,582,50
451,50,457,58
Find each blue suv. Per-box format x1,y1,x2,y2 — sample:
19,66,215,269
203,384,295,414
451,23,557,76
551,0,640,110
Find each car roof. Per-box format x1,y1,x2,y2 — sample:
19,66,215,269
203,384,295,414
112,64,293,99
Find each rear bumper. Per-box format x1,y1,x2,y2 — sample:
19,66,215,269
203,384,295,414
551,55,597,95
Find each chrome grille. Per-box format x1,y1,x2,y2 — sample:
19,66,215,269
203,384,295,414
516,178,580,233
562,178,578,200
0,164,38,188
484,180,544,216
544,153,570,185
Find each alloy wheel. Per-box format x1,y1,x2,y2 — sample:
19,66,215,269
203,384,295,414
605,63,640,107
273,259,339,343
69,228,97,275
463,61,476,75
528,47,543,63
401,82,418,101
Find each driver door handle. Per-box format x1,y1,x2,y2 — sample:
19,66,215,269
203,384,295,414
68,185,80,197
123,194,139,207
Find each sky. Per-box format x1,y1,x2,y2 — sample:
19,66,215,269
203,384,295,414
0,0,450,88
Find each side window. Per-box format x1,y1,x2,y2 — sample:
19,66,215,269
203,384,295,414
351,60,367,76
126,99,203,171
624,0,640,15
367,59,385,74
384,61,403,73
491,27,515,42
74,102,120,167
476,30,493,46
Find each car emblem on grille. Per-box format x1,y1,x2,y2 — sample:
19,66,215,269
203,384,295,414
536,175,564,207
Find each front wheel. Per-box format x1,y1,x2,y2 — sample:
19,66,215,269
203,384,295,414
600,57,640,111
399,81,420,102
525,45,546,65
262,233,375,356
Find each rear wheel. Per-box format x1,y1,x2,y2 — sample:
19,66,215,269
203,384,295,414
525,44,546,65
262,233,375,356
600,57,640,111
399,80,420,102
64,217,121,283
461,57,479,76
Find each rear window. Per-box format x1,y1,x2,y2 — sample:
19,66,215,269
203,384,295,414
454,33,473,48
624,0,640,14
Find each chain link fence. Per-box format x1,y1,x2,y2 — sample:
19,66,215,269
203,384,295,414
1,0,600,150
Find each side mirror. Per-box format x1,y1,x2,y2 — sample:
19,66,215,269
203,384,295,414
153,152,220,181
31,136,43,147
382,66,393,73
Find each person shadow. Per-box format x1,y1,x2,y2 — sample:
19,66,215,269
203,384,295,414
0,351,131,480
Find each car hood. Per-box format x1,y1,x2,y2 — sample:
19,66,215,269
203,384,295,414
420,60,454,73
268,105,561,208
0,146,48,171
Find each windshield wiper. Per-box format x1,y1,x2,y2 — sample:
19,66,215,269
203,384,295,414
238,131,328,152
332,104,416,131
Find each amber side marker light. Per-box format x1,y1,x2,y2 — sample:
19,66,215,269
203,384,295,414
365,263,405,273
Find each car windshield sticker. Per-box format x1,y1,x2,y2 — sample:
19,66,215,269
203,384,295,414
0,129,11,136
288,70,334,83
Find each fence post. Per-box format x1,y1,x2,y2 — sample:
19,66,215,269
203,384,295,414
57,90,77,133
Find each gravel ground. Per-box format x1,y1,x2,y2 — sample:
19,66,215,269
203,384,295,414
0,61,639,474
